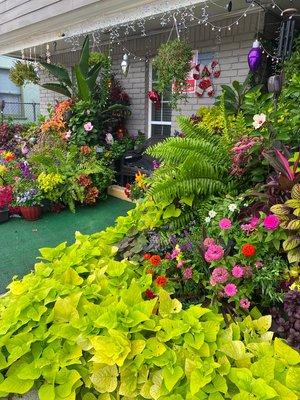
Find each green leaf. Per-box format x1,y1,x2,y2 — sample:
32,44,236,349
250,356,275,383
272,379,298,400
274,338,300,365
286,366,300,392
41,83,72,98
38,384,55,400
40,61,72,87
78,35,90,76
0,375,34,394
91,365,118,393
190,369,212,395
162,365,183,391
228,368,253,392
220,341,246,360
163,204,181,219
86,63,102,91
75,65,91,101
252,378,278,399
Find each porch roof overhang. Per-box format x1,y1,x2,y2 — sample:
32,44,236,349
0,0,207,55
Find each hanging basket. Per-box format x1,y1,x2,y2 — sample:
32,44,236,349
20,205,42,221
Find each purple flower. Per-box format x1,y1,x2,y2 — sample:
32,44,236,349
152,160,160,169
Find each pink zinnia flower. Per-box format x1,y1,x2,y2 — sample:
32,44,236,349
240,298,251,309
232,265,244,278
263,214,280,231
204,244,224,262
84,122,93,132
203,237,215,248
170,248,181,260
210,267,229,286
219,218,232,230
241,216,259,233
183,267,193,280
224,283,237,297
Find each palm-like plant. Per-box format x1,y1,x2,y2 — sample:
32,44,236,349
146,116,232,202
40,36,103,101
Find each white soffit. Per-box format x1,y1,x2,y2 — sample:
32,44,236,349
0,0,207,54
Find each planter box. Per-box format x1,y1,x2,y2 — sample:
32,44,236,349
20,206,42,221
0,208,9,223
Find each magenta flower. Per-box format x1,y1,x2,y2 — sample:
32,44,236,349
210,267,229,286
232,265,244,278
263,214,280,231
224,283,237,297
170,247,181,259
204,244,224,263
219,218,232,230
183,267,193,280
203,237,215,248
241,216,260,233
240,298,251,309
84,122,93,132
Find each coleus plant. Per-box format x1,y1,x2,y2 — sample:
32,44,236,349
0,205,299,399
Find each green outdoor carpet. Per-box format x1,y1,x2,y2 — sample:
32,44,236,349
0,196,133,293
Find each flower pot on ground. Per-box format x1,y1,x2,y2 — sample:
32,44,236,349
0,207,9,223
19,205,42,221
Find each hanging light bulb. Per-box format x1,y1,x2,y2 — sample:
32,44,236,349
121,53,129,77
247,39,262,72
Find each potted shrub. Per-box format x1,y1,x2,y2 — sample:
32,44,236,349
0,186,12,223
14,180,43,221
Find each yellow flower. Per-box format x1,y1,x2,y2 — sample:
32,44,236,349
135,170,146,189
0,165,7,175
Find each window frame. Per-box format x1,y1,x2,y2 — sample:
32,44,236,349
147,61,172,139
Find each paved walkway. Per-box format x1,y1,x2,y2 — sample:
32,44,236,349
0,197,133,293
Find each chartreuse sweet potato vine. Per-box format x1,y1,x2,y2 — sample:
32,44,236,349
0,201,299,400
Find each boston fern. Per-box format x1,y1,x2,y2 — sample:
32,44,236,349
147,116,232,202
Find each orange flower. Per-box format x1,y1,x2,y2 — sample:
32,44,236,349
41,99,73,133
155,275,168,287
150,255,161,266
4,151,15,162
241,243,256,257
146,268,154,275
80,145,92,155
144,253,151,260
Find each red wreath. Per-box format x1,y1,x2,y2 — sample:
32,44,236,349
191,60,221,97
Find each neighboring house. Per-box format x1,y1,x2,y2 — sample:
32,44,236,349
0,56,40,122
0,0,288,135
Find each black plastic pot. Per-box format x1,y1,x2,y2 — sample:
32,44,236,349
0,208,9,223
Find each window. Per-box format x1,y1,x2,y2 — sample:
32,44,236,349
0,68,22,117
148,64,172,138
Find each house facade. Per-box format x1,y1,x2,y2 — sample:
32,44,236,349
0,0,283,135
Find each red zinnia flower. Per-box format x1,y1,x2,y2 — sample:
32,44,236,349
143,253,151,260
155,275,168,287
241,243,256,257
150,255,161,266
145,289,156,299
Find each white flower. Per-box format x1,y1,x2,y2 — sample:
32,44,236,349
205,217,211,224
105,133,114,145
208,210,217,218
243,203,249,207
253,113,266,129
228,203,237,212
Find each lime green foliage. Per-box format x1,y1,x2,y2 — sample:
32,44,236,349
0,204,299,399
9,61,39,86
146,116,232,202
153,39,193,108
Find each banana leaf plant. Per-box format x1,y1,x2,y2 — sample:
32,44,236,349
40,36,102,102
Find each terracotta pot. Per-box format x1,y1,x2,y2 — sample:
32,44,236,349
20,205,42,221
0,208,9,223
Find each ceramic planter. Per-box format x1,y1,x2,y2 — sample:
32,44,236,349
0,207,9,223
20,205,42,221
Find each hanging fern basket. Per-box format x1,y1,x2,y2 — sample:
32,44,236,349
9,61,39,86
152,39,193,108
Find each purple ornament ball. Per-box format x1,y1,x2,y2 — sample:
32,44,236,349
248,40,262,72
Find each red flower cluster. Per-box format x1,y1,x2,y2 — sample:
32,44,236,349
84,186,99,204
149,255,161,266
241,243,256,257
143,253,151,260
78,174,92,187
0,186,13,208
155,275,168,287
145,289,156,299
